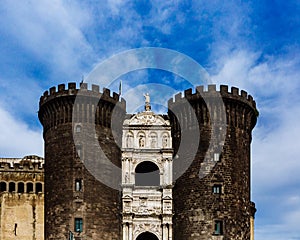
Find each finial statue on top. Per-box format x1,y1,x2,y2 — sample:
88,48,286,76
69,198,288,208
144,93,151,111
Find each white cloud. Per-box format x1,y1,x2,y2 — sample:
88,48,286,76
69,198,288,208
0,106,43,158
0,0,94,78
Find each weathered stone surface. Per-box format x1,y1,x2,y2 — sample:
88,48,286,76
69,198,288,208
0,156,44,240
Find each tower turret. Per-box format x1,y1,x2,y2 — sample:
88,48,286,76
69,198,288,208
38,83,126,239
168,85,257,240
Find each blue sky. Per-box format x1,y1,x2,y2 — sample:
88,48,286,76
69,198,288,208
0,1,299,239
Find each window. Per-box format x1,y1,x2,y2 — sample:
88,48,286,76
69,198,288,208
213,184,222,194
26,182,33,193
75,125,81,133
75,218,83,233
214,220,223,235
75,179,82,191
214,153,220,161
36,183,43,193
17,182,24,193
0,182,7,192
9,182,15,192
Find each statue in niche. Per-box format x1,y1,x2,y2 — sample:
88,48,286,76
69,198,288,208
126,134,133,148
162,135,168,148
125,172,129,183
150,134,157,148
139,136,145,147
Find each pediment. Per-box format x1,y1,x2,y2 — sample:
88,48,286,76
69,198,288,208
124,111,169,126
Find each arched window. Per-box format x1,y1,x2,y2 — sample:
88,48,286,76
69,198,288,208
36,182,43,193
136,232,159,240
0,182,7,192
26,182,33,193
135,161,160,186
9,182,15,192
17,182,24,193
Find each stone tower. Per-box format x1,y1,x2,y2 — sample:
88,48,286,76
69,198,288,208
38,83,126,239
168,85,257,239
121,97,173,240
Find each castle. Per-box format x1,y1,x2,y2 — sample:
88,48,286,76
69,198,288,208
0,82,257,240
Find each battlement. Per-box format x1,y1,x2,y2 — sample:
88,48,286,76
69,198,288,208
0,155,44,172
168,84,256,110
39,82,126,109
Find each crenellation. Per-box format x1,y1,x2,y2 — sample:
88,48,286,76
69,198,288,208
58,83,65,92
196,85,204,94
241,90,247,98
220,85,228,93
113,92,119,101
231,86,239,96
43,90,49,97
184,88,192,97
68,82,76,90
167,85,256,113
80,82,88,90
0,159,44,172
175,92,182,101
208,84,217,92
49,86,56,94
92,84,100,92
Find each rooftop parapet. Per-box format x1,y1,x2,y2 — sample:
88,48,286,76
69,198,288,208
40,82,126,109
0,155,44,171
168,84,256,110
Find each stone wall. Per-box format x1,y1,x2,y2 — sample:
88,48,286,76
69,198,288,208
0,193,44,240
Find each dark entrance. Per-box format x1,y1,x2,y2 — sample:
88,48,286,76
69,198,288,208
135,161,160,186
136,232,159,240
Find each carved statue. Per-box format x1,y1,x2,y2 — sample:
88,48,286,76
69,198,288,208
144,93,150,104
144,93,151,111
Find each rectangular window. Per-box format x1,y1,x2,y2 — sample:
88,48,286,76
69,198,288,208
74,218,83,233
214,220,223,235
213,184,222,194
214,153,220,161
75,179,82,191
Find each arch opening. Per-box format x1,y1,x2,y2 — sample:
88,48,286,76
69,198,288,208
18,182,24,193
36,182,43,193
135,161,159,186
0,182,7,192
9,182,15,192
26,182,33,193
136,231,159,240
